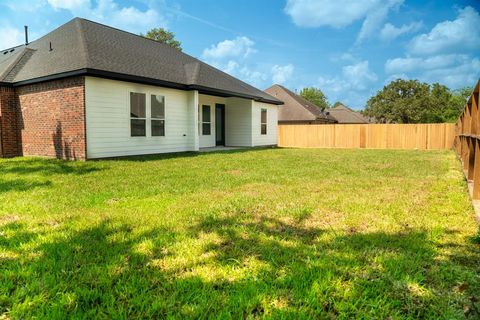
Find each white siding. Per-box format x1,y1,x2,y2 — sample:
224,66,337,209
225,97,253,147
252,101,278,146
85,77,195,159
85,76,276,157
198,95,226,148
188,90,200,151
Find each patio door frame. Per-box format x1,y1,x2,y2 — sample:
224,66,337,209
215,104,225,146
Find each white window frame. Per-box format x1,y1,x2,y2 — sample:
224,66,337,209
151,94,166,137
130,92,147,137
202,104,212,136
261,108,267,135
129,91,167,138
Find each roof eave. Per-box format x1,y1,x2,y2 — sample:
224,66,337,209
10,68,284,104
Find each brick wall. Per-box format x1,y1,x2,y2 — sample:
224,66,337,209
16,77,86,160
0,86,19,157
0,77,86,160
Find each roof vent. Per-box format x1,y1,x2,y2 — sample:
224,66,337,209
3,51,7,55
24,25,29,45
9,49,14,53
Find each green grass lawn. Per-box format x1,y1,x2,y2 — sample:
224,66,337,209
1,148,479,319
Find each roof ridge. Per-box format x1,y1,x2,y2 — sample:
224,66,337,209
0,47,35,82
75,18,90,68
183,61,200,84
274,85,332,119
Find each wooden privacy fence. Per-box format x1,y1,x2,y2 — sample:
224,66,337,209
278,123,455,150
454,80,480,199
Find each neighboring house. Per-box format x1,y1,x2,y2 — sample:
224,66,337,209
328,104,374,124
0,18,282,160
264,84,337,124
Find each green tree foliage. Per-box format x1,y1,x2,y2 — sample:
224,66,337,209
141,28,182,51
332,101,344,108
449,86,473,121
364,79,472,123
299,87,330,110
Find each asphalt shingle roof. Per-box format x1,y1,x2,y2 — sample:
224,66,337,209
0,18,281,104
264,84,337,122
328,104,373,124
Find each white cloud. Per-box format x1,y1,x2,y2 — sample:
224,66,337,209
313,60,378,107
380,21,422,41
384,54,480,89
342,60,377,90
0,26,23,49
202,36,256,60
223,60,239,74
201,37,295,88
356,0,403,44
384,73,409,85
271,64,294,84
385,54,471,74
201,37,265,87
3,0,47,12
239,66,268,86
383,6,480,91
419,58,480,89
285,0,403,43
285,0,377,28
46,0,165,33
100,2,160,32
409,6,480,55
48,0,89,11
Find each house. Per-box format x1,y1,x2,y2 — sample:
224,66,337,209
328,104,374,124
264,84,337,124
0,18,282,160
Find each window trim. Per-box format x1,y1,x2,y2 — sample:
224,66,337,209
151,94,166,137
261,108,267,135
202,104,212,136
130,92,147,137
129,91,167,138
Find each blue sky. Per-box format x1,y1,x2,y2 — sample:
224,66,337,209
0,0,479,109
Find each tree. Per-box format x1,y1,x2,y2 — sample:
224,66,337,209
332,101,344,108
364,79,431,123
364,79,471,123
299,87,330,110
427,83,453,123
448,86,473,121
141,28,182,51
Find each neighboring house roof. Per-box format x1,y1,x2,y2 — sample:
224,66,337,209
264,84,337,122
328,104,373,124
0,18,282,105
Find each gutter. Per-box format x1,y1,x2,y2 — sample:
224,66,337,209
11,68,284,105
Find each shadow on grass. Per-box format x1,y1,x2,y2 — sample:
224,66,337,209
0,158,104,193
0,178,52,193
1,214,479,318
101,147,275,162
0,158,103,176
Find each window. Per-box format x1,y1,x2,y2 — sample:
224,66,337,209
130,92,146,137
261,108,267,135
202,105,211,135
151,95,165,136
